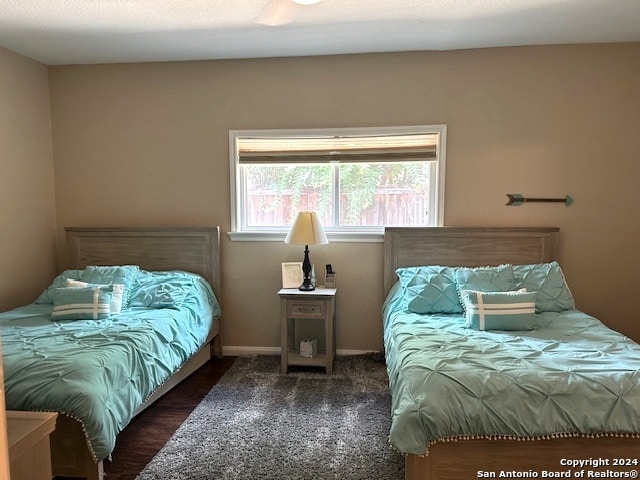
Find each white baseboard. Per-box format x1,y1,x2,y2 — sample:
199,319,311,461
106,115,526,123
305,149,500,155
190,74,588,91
337,348,380,356
222,345,380,357
223,346,280,356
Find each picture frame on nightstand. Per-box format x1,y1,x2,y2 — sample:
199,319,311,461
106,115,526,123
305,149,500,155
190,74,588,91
281,262,303,288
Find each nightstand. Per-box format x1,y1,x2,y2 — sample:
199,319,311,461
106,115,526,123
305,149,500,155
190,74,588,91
278,288,337,374
7,410,57,480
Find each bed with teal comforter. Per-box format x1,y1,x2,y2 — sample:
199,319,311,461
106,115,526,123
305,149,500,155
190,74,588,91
0,266,220,462
383,264,640,457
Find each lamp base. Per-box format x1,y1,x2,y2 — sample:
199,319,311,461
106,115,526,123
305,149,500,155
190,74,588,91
298,281,315,291
299,244,314,291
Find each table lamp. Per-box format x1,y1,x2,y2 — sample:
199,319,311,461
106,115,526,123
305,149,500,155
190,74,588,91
284,211,328,290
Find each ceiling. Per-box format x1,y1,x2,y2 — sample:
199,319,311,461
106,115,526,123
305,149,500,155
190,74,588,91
1,0,639,66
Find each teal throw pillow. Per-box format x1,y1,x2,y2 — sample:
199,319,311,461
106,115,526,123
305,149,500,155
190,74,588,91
65,279,125,314
81,265,139,308
455,264,516,300
513,261,575,312
460,289,537,331
51,285,114,321
396,266,462,314
36,269,84,304
128,271,196,309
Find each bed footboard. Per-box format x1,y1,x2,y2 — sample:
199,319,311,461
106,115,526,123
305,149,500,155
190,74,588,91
405,436,640,480
50,415,103,480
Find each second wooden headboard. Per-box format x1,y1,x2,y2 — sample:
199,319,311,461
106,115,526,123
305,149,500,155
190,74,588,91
383,227,559,295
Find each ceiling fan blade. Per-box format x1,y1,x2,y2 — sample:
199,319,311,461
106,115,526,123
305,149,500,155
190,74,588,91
256,0,298,26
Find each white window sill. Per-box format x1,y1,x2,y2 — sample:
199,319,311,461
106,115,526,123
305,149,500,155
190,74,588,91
227,231,384,243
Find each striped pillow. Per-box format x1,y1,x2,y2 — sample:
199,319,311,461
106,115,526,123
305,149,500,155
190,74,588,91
460,289,537,331
51,285,113,321
65,279,125,314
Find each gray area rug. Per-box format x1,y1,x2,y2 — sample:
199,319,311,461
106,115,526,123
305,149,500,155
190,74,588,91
136,354,404,480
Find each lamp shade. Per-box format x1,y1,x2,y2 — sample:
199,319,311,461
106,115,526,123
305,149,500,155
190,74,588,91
284,211,328,246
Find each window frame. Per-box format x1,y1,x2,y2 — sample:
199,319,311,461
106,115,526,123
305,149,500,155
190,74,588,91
228,125,447,242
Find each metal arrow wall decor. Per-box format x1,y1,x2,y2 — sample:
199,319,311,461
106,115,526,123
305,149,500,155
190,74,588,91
506,194,573,206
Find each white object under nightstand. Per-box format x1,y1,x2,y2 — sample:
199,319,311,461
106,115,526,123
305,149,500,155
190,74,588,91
278,288,337,374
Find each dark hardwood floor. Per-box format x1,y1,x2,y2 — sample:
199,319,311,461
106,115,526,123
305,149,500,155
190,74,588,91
57,356,236,480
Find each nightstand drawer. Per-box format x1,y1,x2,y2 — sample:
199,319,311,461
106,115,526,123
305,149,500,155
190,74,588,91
287,301,324,318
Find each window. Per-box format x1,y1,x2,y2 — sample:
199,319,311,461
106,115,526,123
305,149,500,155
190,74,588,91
229,125,446,241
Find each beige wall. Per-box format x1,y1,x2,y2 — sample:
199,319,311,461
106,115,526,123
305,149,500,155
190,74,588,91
47,43,640,349
0,47,57,311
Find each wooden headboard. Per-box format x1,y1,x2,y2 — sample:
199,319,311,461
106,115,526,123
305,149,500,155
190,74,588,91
384,227,559,294
65,227,221,301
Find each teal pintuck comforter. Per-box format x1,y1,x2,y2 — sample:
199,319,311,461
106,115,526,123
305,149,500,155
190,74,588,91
0,270,220,461
383,283,640,456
